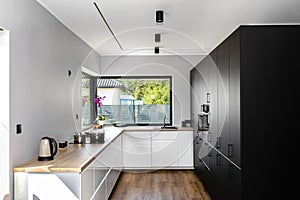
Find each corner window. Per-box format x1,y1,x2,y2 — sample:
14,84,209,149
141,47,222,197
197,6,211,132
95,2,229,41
95,76,172,126
82,73,92,128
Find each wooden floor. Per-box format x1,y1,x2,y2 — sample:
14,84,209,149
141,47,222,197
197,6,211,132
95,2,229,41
109,170,211,200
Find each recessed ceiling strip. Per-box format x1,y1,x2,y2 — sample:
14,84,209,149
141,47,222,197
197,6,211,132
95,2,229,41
93,2,123,50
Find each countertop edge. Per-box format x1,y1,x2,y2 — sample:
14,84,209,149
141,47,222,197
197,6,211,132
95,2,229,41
13,127,123,173
13,126,192,173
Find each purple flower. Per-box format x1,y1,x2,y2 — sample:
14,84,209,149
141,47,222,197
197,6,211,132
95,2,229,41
94,96,106,107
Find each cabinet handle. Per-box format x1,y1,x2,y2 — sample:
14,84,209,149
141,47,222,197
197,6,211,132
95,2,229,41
208,132,212,142
216,137,221,149
216,154,221,166
33,194,41,200
228,164,233,179
228,144,233,158
207,93,210,103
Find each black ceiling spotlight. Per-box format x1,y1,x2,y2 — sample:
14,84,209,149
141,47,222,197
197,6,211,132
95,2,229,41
156,10,164,23
155,33,161,42
154,46,160,54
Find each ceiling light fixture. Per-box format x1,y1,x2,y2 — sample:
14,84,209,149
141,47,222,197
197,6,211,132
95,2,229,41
154,46,160,54
156,10,164,24
155,33,161,42
93,2,123,50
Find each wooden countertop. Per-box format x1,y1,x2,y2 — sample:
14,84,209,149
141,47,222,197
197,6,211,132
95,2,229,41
13,126,193,173
13,127,122,173
123,126,193,132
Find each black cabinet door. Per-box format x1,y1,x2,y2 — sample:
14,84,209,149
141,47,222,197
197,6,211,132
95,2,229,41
208,149,241,200
196,57,209,107
229,165,241,200
196,153,213,194
217,39,230,156
229,30,241,167
190,68,202,131
207,50,218,147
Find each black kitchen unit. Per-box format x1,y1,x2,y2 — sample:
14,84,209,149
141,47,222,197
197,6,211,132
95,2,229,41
191,25,299,200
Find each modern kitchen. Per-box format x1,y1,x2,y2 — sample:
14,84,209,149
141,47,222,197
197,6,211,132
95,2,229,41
1,0,299,200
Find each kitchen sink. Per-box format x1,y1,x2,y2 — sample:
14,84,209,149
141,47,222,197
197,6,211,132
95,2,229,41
161,126,178,129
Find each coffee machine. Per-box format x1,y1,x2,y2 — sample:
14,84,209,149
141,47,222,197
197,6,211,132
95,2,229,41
198,104,210,131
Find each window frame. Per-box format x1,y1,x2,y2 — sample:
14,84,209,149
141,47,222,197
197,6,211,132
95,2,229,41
81,72,95,130
95,75,173,126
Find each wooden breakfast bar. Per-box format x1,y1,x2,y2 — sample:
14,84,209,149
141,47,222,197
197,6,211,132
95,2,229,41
14,127,123,200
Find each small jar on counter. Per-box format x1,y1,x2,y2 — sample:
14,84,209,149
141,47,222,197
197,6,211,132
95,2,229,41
73,133,82,144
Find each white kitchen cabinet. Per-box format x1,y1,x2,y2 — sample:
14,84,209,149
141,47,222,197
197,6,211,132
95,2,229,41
178,131,193,167
14,128,193,200
152,131,178,167
152,131,193,168
123,132,151,168
90,134,122,199
152,140,178,167
81,165,96,200
93,179,106,200
14,134,122,200
26,173,78,200
123,130,193,169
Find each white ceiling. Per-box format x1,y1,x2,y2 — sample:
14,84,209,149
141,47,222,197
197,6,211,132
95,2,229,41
37,0,300,55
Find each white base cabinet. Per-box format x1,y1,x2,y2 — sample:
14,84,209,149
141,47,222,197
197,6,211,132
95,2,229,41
83,134,122,200
178,131,194,167
123,132,151,168
152,131,178,167
123,130,193,169
14,129,193,200
14,134,122,200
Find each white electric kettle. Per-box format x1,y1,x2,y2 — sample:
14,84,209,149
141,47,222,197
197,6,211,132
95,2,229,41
38,136,58,161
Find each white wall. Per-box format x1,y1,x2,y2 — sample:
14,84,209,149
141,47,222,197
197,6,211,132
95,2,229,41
0,0,99,196
0,29,10,199
100,55,204,126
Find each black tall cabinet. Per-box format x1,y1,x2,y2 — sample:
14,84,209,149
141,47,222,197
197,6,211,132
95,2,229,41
191,25,299,200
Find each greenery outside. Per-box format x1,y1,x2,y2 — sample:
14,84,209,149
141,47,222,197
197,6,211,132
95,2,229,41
118,79,170,104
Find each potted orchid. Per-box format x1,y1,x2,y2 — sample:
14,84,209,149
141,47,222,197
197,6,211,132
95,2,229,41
94,95,106,108
93,96,106,128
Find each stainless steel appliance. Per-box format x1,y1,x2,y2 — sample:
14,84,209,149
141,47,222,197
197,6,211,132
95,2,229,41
201,104,210,113
38,136,58,161
198,104,210,131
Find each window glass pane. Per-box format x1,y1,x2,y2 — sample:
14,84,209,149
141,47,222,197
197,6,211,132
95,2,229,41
95,77,172,125
82,74,91,127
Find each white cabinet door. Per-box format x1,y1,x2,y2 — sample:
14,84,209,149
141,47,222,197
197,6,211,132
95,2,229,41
83,134,122,200
152,140,178,167
152,131,178,167
123,132,151,168
178,131,193,167
81,166,95,200
93,178,106,200
28,174,78,200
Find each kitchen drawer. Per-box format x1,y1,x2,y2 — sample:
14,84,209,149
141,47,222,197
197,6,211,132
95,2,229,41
152,131,178,140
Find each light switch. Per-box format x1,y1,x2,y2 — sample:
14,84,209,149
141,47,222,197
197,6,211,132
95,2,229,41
16,124,22,134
